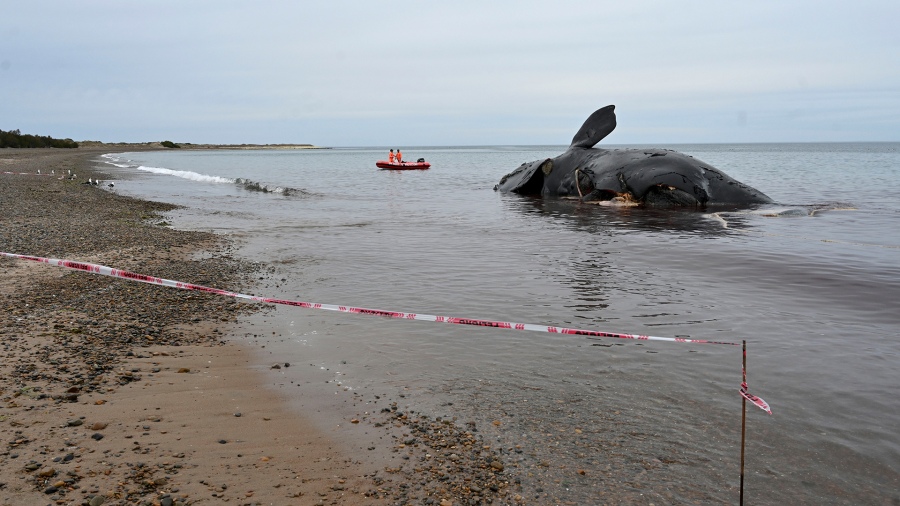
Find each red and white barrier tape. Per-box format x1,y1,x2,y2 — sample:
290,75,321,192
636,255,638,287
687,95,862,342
741,381,772,415
1,251,771,412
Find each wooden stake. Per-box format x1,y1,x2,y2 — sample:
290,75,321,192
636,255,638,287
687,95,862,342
740,340,747,506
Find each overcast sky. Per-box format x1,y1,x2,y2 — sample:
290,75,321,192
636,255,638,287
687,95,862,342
2,1,898,146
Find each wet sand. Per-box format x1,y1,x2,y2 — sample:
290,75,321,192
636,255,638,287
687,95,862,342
0,148,515,506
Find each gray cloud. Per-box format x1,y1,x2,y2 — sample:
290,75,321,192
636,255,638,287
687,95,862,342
2,0,898,145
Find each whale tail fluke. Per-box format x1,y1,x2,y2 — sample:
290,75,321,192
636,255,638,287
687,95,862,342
570,105,616,149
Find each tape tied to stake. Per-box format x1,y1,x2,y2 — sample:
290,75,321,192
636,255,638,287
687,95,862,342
1,251,771,413
741,382,772,415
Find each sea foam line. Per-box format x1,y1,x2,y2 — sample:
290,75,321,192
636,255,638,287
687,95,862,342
136,165,235,184
99,154,309,195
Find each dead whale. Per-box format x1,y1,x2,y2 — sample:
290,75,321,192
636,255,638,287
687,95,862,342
495,105,772,207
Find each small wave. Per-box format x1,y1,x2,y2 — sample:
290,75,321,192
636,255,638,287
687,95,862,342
136,165,235,184
705,207,806,228
233,178,311,197
709,202,858,226
707,201,861,230
100,154,135,168
749,208,809,218
806,202,858,216
750,203,858,217
106,159,310,196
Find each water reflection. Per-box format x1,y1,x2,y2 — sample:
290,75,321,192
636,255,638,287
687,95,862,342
499,193,765,236
565,257,612,314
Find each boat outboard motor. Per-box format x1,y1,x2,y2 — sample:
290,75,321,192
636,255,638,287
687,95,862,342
417,158,425,163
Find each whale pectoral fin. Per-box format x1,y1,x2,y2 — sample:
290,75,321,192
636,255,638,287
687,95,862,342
570,105,617,149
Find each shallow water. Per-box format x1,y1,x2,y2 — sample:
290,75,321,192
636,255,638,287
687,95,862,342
99,143,899,504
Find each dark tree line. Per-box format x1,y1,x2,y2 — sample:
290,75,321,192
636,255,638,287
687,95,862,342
0,129,79,148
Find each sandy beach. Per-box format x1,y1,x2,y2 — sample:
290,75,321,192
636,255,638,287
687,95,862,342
0,149,514,505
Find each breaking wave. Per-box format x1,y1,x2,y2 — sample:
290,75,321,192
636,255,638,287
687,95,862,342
136,165,235,184
99,154,311,196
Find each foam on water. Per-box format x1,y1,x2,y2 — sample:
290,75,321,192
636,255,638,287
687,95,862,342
135,165,235,184
100,153,309,195
99,153,134,168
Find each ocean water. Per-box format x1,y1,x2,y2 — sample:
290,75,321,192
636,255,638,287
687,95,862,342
98,144,899,504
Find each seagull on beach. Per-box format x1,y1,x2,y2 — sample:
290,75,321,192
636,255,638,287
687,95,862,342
107,181,115,188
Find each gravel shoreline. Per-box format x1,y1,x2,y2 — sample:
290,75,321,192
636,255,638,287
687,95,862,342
0,147,265,395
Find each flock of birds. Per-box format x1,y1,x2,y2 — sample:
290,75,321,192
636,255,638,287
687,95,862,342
81,177,113,188
38,169,115,188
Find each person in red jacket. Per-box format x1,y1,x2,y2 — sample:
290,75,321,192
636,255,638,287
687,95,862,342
388,149,395,163
396,149,403,163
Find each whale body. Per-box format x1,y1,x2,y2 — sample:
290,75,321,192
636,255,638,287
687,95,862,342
495,105,772,207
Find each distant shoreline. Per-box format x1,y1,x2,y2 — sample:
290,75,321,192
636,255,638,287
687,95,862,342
76,141,327,150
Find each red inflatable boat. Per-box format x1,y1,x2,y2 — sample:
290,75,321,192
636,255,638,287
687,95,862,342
376,160,431,170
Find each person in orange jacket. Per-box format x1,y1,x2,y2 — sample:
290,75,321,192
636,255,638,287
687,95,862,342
396,149,403,163
388,149,395,163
